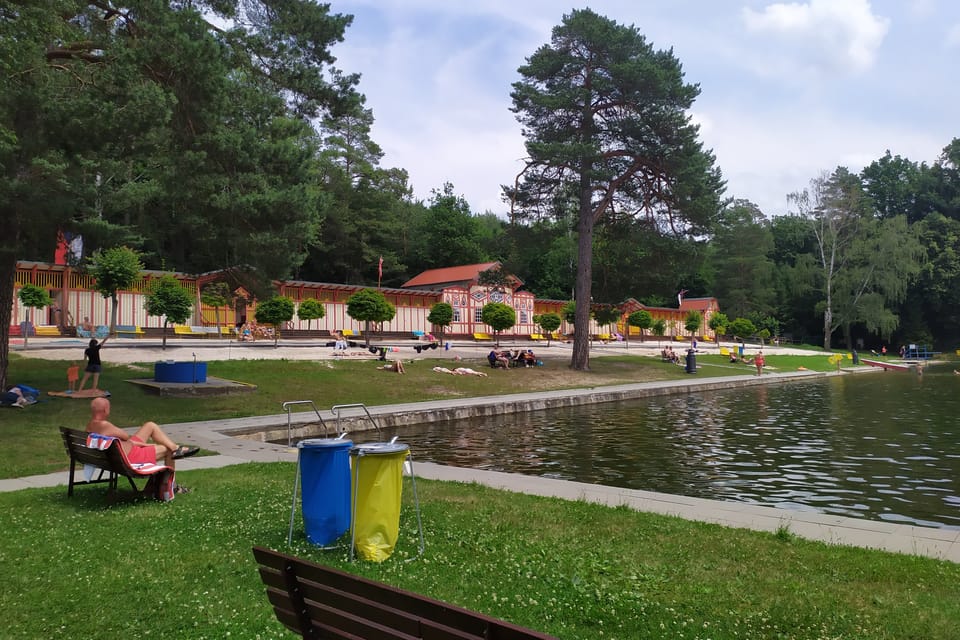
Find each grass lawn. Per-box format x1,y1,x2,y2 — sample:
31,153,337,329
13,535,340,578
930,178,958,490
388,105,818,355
2,350,842,479
1,464,957,639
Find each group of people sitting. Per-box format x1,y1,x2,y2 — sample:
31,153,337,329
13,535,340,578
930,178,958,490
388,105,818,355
661,346,682,364
487,349,539,369
236,321,272,342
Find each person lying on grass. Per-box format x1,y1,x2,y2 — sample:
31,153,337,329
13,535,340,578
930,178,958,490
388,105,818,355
86,397,200,470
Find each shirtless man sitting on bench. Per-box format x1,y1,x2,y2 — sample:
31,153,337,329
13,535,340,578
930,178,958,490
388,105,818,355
85,397,199,469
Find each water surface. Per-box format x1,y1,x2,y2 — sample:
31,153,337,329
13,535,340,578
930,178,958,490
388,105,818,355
367,368,960,529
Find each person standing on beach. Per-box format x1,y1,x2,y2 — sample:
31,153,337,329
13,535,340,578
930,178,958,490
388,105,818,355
78,337,109,391
754,350,765,376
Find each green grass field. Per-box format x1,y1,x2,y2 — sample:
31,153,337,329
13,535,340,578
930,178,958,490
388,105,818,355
2,464,958,639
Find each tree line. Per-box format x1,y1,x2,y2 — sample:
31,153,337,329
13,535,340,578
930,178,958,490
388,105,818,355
2,4,955,386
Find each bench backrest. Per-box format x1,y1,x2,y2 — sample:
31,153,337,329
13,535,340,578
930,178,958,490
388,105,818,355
253,546,557,640
60,426,120,470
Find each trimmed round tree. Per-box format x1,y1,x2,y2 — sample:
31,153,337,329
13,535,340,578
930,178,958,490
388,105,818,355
346,289,396,348
144,275,194,350
200,282,232,339
426,302,454,341
728,317,757,347
708,312,729,349
534,311,561,346
593,305,622,340
628,310,653,345
88,246,143,335
255,296,296,347
17,284,52,347
481,302,516,346
684,310,703,343
652,319,666,347
297,298,326,331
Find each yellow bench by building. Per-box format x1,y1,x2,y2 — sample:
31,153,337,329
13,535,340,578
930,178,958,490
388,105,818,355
473,332,493,342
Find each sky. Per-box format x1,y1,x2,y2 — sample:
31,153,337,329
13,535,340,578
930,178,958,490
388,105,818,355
326,0,959,218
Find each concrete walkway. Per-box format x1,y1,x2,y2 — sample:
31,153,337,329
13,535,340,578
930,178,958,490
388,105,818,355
5,368,958,564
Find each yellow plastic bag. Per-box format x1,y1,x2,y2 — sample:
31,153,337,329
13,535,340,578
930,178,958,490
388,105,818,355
351,444,409,562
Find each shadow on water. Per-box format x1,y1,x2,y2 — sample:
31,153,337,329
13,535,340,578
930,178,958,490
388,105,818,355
363,367,960,530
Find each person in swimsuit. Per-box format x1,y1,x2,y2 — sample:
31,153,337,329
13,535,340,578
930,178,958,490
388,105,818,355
85,397,199,468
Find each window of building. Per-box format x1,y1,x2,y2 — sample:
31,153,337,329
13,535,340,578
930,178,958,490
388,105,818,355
474,308,483,323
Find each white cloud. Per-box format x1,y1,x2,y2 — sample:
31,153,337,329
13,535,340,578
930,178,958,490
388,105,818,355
741,0,890,75
946,23,960,48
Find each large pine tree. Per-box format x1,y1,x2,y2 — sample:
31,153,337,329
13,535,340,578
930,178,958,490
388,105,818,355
508,9,724,370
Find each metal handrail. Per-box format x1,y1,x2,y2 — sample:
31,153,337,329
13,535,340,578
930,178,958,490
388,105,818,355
330,403,382,440
282,400,329,447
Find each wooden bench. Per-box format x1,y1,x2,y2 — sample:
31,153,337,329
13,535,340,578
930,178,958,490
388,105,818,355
174,325,218,338
473,332,493,342
115,324,145,338
253,546,557,640
412,330,425,339
529,333,545,341
59,427,173,500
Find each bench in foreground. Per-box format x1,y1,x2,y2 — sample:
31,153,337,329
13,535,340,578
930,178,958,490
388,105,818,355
59,426,173,500
253,545,557,640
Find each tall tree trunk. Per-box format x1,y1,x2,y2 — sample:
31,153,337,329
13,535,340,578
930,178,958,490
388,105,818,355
823,296,833,350
571,180,594,371
0,256,14,391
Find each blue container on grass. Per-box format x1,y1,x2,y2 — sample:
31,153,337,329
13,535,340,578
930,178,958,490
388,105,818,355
299,437,353,546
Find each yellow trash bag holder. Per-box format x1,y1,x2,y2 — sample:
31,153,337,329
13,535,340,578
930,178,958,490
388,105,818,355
350,441,424,562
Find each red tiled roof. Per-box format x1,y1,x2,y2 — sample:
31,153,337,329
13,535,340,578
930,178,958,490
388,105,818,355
403,262,508,288
679,297,715,311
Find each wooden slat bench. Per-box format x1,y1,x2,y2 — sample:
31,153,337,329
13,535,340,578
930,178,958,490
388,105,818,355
473,332,493,343
253,546,557,640
59,427,173,500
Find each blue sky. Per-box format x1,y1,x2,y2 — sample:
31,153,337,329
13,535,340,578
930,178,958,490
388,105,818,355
328,1,959,217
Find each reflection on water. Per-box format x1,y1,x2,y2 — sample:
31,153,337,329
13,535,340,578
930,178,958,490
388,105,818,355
363,368,960,530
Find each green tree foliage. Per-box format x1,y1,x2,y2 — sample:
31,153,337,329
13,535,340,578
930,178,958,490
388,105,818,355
710,200,776,319
509,8,723,370
0,0,359,388
561,301,577,325
345,289,396,347
708,312,729,347
628,310,653,343
533,312,562,345
481,302,517,344
200,282,232,338
88,247,143,335
426,302,454,339
144,275,194,349
17,284,52,348
769,214,820,341
411,183,485,271
684,310,703,338
255,296,296,347
651,319,666,346
296,298,326,331
861,150,927,222
727,318,757,343
505,220,576,301
306,103,413,285
593,306,621,333
789,168,923,349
